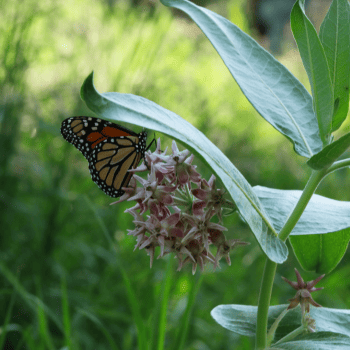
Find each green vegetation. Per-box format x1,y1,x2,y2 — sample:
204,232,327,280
1,0,349,348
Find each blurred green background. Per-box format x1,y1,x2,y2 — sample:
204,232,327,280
1,0,349,349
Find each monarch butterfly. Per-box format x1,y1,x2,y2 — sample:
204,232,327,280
61,116,152,198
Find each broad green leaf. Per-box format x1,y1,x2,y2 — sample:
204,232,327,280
81,72,288,263
211,304,294,339
254,186,350,235
307,132,350,170
160,0,322,158
272,332,350,349
290,229,350,273
254,186,350,273
319,0,350,132
211,304,350,340
291,0,333,146
307,307,350,337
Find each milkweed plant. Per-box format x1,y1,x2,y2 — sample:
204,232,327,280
79,0,350,348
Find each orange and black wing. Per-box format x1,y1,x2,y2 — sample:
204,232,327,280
87,136,146,197
61,116,148,197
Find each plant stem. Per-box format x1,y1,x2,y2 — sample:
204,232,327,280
278,169,327,242
266,308,289,345
326,157,350,176
256,258,277,349
255,169,327,349
273,325,306,346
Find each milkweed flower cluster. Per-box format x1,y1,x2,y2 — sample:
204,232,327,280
112,139,249,274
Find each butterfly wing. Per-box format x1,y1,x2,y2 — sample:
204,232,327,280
87,136,145,197
61,116,139,158
61,116,147,197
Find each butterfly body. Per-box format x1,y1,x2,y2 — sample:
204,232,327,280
61,116,148,198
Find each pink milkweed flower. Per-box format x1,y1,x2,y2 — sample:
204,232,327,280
181,210,227,252
116,138,249,273
192,175,236,223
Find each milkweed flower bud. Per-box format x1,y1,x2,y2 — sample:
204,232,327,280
282,268,325,314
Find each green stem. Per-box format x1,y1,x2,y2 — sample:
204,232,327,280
273,325,305,346
278,169,327,242
256,258,277,349
266,308,289,345
255,169,327,349
326,157,350,176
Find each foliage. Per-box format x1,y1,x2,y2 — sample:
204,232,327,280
82,0,350,347
1,0,350,349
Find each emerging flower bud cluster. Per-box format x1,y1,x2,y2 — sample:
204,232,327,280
112,139,248,274
282,268,324,316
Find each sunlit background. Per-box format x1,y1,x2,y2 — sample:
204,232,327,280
1,0,349,349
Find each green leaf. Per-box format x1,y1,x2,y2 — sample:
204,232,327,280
290,229,350,274
307,132,350,170
319,0,350,132
306,307,350,338
81,72,288,263
272,332,350,349
291,0,333,146
160,0,322,158
211,304,293,339
254,186,350,235
254,186,350,273
211,304,350,340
